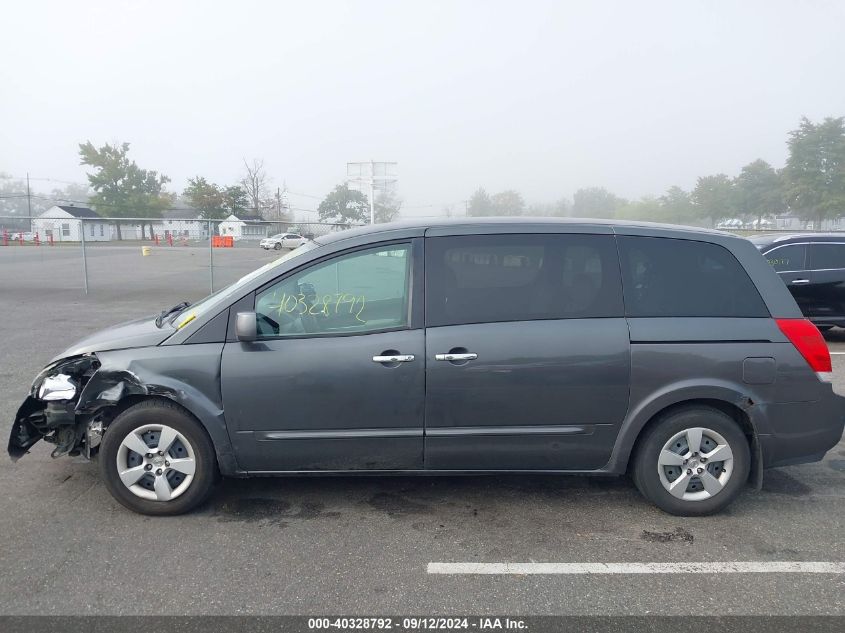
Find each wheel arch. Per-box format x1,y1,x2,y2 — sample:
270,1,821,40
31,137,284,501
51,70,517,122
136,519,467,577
76,355,243,477
608,386,763,485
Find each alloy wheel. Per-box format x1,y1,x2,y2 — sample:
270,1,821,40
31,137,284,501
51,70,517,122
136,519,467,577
657,426,734,501
115,424,196,501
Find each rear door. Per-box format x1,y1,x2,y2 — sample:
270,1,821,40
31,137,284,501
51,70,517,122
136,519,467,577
806,242,845,323
283,234,303,248
762,242,814,315
423,231,631,471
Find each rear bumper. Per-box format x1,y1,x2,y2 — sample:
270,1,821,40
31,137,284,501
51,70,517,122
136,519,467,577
757,395,845,468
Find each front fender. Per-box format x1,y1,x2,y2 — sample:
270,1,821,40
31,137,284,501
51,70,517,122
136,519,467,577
78,344,242,476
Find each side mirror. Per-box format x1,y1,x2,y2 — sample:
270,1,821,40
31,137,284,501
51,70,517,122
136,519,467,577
235,311,258,342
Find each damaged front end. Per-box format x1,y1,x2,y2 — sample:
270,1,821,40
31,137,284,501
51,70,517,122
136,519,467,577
8,355,104,461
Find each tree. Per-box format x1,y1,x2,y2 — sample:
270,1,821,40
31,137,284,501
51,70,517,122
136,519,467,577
49,182,92,206
735,159,784,229
572,187,624,218
222,185,249,215
374,190,402,223
467,188,493,216
0,173,47,225
183,177,226,220
692,174,735,226
240,158,270,216
659,185,696,224
317,183,369,225
615,196,665,222
79,141,170,239
490,190,525,216
784,117,845,230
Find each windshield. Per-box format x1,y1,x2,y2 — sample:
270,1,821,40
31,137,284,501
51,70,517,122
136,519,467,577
172,241,319,329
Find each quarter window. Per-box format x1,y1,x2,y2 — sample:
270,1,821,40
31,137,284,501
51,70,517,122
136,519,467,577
425,234,623,327
618,236,768,318
255,244,412,338
765,244,806,272
809,243,845,270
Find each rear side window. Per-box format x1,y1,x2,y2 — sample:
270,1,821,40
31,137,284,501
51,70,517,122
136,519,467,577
618,236,768,318
764,243,806,272
426,234,623,327
809,243,845,270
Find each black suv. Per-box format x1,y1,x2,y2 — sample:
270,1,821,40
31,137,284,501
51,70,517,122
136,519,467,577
752,234,845,330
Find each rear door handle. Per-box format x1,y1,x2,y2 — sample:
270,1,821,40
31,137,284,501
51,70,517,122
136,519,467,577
372,354,415,363
790,279,810,285
435,353,478,361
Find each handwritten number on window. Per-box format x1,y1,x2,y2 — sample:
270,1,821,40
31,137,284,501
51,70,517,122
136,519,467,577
270,292,368,324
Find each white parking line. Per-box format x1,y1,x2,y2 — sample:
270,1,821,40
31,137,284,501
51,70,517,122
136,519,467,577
427,562,845,575
829,351,845,355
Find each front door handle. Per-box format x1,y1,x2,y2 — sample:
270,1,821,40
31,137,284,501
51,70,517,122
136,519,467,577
435,353,478,361
372,354,415,363
791,279,810,285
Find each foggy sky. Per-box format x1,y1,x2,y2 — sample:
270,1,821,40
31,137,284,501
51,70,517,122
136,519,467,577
2,0,844,219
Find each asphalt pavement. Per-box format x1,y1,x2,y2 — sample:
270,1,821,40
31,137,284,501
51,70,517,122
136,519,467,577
0,245,843,615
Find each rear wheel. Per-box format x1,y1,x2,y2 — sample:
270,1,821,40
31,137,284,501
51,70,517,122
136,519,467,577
274,242,282,250
633,406,750,516
99,400,218,515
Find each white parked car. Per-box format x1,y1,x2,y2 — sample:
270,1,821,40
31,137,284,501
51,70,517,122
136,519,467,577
9,231,35,242
260,233,306,250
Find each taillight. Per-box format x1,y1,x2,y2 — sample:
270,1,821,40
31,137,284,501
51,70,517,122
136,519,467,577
776,318,832,381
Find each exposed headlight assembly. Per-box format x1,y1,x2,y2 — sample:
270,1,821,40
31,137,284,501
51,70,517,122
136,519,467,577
38,374,77,401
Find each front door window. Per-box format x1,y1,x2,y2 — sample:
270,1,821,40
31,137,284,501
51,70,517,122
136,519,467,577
255,244,412,337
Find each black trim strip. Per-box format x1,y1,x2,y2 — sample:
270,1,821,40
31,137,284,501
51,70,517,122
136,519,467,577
427,425,591,437
632,339,771,344
255,425,594,440
257,428,422,441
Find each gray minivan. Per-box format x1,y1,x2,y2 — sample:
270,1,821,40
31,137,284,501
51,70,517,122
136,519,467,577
9,219,844,516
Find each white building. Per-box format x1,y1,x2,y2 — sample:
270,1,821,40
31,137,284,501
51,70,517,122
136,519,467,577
32,205,110,242
218,214,269,241
152,210,209,240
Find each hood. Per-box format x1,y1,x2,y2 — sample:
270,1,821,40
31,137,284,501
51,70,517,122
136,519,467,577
52,315,174,361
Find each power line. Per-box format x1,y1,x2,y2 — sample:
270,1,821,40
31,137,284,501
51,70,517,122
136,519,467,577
3,172,472,220
285,190,323,200
0,174,91,187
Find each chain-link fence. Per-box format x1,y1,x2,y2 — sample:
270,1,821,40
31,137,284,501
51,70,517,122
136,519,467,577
4,214,845,301
0,215,353,300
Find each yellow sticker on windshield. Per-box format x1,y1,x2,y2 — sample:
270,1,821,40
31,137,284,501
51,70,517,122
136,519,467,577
176,312,196,329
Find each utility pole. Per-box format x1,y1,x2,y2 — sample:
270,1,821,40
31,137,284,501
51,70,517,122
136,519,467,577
346,161,398,225
26,172,32,230
275,187,282,221
368,160,375,225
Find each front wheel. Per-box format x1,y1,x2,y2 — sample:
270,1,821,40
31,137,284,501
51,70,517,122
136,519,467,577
633,406,750,516
99,400,218,515
273,242,282,250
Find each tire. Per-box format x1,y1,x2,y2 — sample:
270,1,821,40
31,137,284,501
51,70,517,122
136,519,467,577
817,325,834,332
273,242,282,250
99,400,218,515
632,405,750,516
